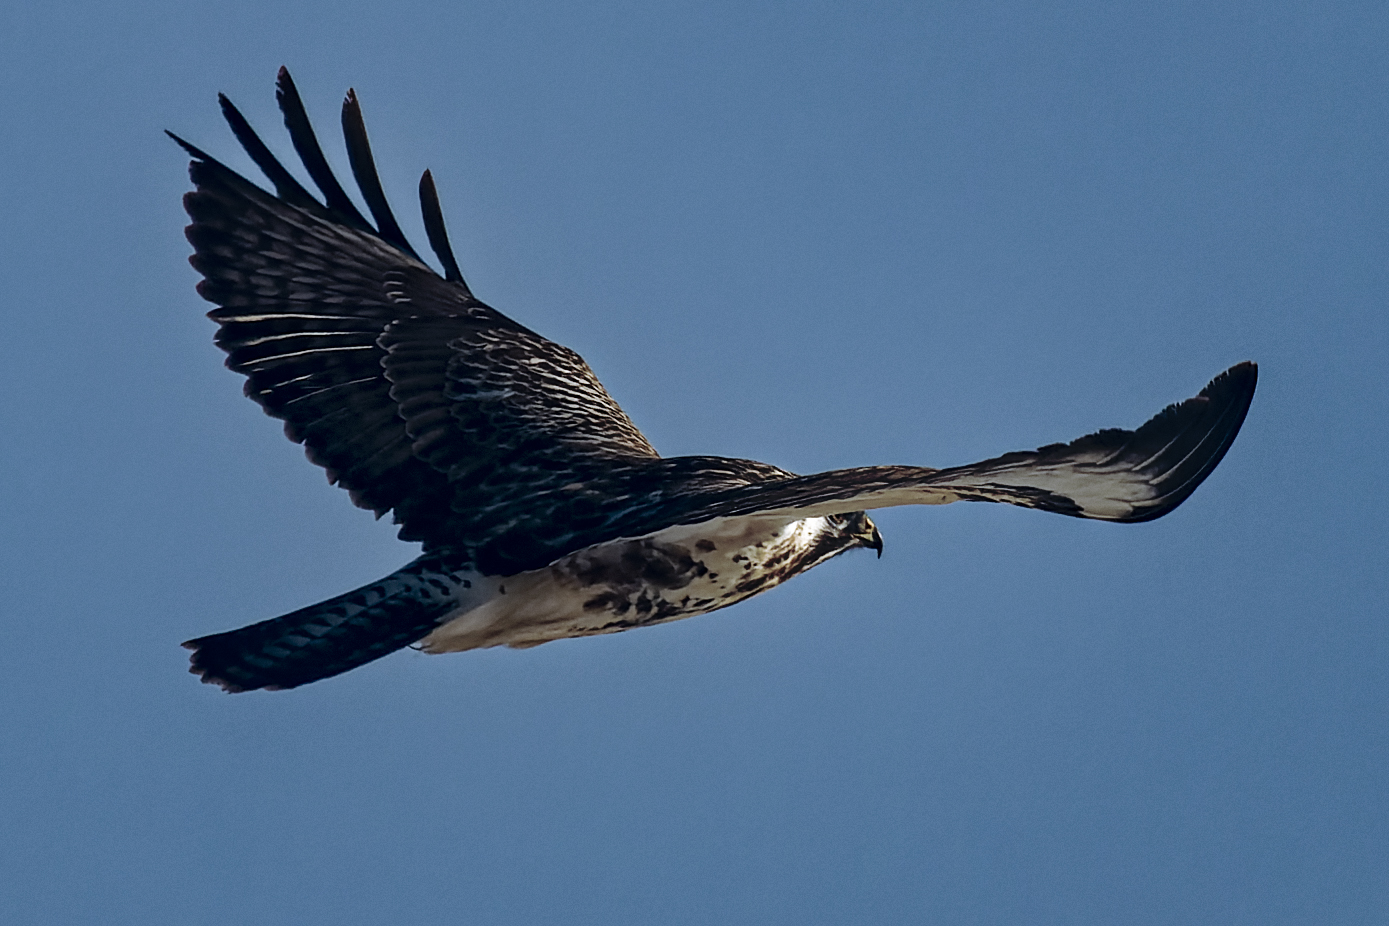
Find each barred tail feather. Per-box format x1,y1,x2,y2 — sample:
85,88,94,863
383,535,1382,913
184,556,470,692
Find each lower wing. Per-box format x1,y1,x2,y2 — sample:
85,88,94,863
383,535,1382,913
667,362,1257,527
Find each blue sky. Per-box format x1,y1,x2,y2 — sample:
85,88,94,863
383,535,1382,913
1,2,1385,923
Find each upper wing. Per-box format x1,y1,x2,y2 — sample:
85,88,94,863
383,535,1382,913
174,68,658,545
379,315,658,543
616,362,1257,532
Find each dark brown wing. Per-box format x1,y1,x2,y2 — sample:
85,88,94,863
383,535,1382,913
380,315,657,543
401,361,1253,577
174,69,658,546
584,362,1257,539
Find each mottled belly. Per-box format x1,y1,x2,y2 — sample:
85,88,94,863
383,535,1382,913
418,516,828,653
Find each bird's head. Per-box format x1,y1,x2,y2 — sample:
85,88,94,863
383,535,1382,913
826,511,884,558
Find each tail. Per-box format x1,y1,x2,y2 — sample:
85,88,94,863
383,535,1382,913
183,555,473,692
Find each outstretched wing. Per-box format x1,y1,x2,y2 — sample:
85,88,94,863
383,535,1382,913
174,68,658,546
610,362,1257,535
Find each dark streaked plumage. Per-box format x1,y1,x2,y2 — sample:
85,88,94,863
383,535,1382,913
174,69,1257,692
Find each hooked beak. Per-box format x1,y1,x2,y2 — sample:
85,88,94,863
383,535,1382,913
863,524,884,558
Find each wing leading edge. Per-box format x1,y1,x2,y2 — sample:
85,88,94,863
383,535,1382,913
623,362,1257,533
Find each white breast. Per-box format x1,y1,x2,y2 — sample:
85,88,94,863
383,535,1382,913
418,515,832,653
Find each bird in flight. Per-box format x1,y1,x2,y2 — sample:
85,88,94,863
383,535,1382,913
171,69,1256,693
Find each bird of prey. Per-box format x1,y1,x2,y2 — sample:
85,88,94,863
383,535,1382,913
172,69,1257,693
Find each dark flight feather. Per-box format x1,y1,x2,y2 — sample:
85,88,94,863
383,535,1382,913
419,169,467,287
215,93,324,217
341,88,418,258
274,67,375,233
